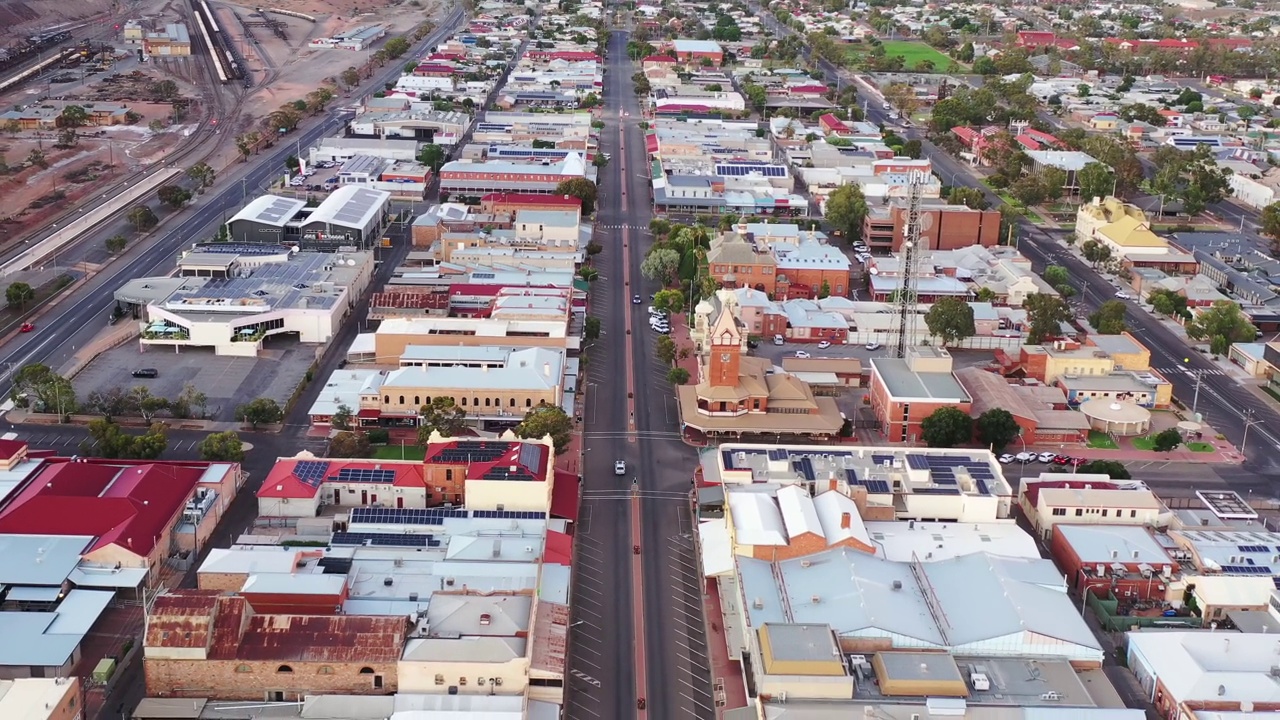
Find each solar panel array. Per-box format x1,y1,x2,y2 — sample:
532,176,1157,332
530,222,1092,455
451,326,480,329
792,457,816,482
1239,544,1270,553
331,187,383,228
337,468,397,484
254,197,304,225
871,454,895,466
350,507,468,525
715,163,787,178
722,450,735,469
482,465,537,482
767,449,790,462
1222,565,1274,575
331,532,438,548
435,441,514,463
975,479,990,495
293,461,331,488
915,487,960,495
864,479,891,494
472,510,547,519
905,454,931,470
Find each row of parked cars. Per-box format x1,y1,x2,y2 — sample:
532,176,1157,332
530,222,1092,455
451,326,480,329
997,451,1087,467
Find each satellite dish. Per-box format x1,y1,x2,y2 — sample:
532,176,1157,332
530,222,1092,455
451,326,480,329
869,267,879,275
291,245,301,253
347,258,356,266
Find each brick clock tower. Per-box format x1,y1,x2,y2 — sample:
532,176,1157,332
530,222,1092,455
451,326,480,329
708,308,742,387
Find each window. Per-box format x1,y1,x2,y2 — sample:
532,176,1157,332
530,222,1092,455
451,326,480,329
398,395,405,405
383,395,389,404
510,398,517,407
1075,509,1083,517
1130,510,1137,518
462,397,468,406
359,667,375,675
526,398,533,407
485,398,491,407
478,677,487,685
459,676,468,686
374,675,384,689
1052,508,1066,516
445,469,453,481
415,396,420,406
435,674,446,685
276,665,293,673
1101,509,1108,517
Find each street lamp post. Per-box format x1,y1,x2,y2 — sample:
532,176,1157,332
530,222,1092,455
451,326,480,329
1241,408,1263,456
1182,357,1203,415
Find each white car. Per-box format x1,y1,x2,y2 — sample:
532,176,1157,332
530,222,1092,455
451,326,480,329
648,306,666,317
1115,292,1132,300
1015,451,1036,463
1038,452,1057,463
614,460,626,475
817,340,832,349
998,453,1015,464
882,102,891,110
865,342,882,351
632,294,642,304
794,350,811,359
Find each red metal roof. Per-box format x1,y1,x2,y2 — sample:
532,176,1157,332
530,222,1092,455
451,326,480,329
0,460,210,555
481,192,582,208
645,133,660,154
1016,31,1057,47
258,459,425,499
544,530,573,565
550,470,580,522
369,291,450,310
1015,135,1041,151
0,438,26,460
1023,479,1120,508
356,409,381,419
788,84,828,94
642,54,676,63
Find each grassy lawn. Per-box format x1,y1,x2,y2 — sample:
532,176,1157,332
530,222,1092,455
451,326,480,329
1087,431,1118,450
371,444,426,461
880,41,955,71
1131,435,1156,451
1186,442,1214,453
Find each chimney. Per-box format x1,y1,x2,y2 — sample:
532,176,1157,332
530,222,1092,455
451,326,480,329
828,478,837,492
840,512,851,530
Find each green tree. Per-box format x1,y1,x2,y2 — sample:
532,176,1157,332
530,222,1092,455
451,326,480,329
1262,201,1280,255
130,385,170,422
236,398,283,428
1081,238,1113,267
332,403,354,430
641,247,681,285
418,396,469,444
824,184,869,241
584,316,601,340
1024,293,1072,344
127,205,158,233
1041,167,1068,204
975,409,1020,452
157,184,192,208
187,161,215,190
330,430,372,458
83,419,167,459
340,66,361,89
975,287,997,303
418,143,447,172
383,36,411,58
1150,427,1183,453
1076,459,1131,479
1089,300,1128,335
554,178,598,215
174,383,208,419
1044,265,1070,288
59,105,89,128
920,406,973,448
577,266,598,282
1148,288,1190,319
199,431,246,462
652,288,684,314
924,297,976,346
655,334,677,365
5,281,33,309
947,186,989,210
514,403,574,454
105,234,128,254
902,139,923,159
1009,175,1047,207
10,363,76,413
85,387,135,421
1186,300,1259,355
667,367,691,384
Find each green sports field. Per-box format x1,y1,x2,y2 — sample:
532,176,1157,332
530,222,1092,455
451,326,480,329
879,40,955,70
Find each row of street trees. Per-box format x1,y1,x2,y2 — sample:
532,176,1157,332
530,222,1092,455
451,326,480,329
327,398,576,458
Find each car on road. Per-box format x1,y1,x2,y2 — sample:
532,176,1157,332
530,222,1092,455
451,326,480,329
132,368,158,378
794,350,811,359
882,102,891,110
865,342,882,351
19,323,34,333
998,453,1015,464
1052,454,1073,466
615,460,626,475
1014,451,1036,463
817,340,832,349
1115,292,1132,300
773,334,785,346
746,339,759,349
632,294,642,304
1038,452,1058,463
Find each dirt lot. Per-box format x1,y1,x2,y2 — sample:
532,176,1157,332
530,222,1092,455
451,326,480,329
72,336,319,421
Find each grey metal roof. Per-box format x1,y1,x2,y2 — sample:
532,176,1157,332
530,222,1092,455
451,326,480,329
304,185,391,231
339,154,387,177
871,358,970,402
0,589,114,667
759,623,841,663
229,195,307,227
0,535,93,586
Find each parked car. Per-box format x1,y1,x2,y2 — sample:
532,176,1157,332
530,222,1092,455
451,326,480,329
18,323,34,333
1038,452,1057,463
1115,292,1132,300
865,342,882,351
794,350,811,359
746,339,759,349
817,340,832,349
1014,451,1036,463
1052,455,1073,466
132,368,158,378
773,334,784,346
647,306,665,317
998,453,1016,464
615,460,626,475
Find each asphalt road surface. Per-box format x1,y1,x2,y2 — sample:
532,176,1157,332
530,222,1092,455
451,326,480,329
563,15,715,720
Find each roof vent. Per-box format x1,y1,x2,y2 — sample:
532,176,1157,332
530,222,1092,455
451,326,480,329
892,580,903,590
811,595,821,604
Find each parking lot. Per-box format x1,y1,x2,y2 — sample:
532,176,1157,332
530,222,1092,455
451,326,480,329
72,338,318,421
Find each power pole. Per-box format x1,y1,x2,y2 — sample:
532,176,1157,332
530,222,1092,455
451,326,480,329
891,171,928,359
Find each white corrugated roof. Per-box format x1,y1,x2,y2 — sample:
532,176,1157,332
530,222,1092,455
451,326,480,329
776,485,822,539
728,490,787,546
699,520,734,577
813,491,871,547
1127,631,1280,705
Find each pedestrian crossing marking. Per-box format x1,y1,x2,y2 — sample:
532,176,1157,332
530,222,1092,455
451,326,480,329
595,224,649,230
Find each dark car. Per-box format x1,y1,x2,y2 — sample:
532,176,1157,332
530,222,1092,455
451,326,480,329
131,368,158,378
746,339,759,349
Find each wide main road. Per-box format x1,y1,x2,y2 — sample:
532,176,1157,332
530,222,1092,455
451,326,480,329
564,9,715,720
0,9,464,400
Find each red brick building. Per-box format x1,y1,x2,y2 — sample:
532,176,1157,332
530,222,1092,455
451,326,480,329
144,590,407,701
868,350,972,443
479,192,583,216
863,202,1003,251
1050,525,1179,602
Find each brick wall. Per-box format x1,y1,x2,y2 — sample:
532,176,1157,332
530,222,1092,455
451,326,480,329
198,572,247,592
144,658,397,701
